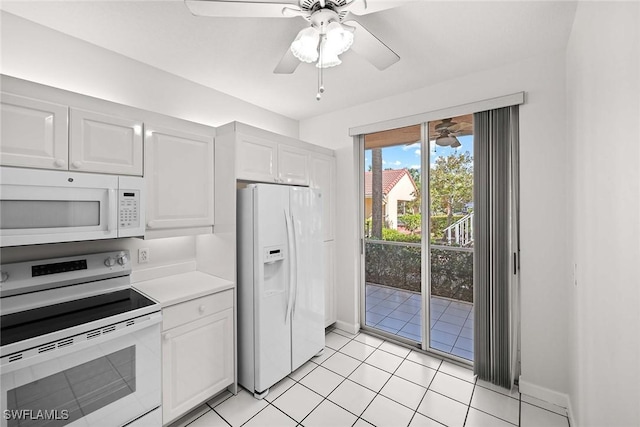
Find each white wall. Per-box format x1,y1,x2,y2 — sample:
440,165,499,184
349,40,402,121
0,11,298,138
566,2,640,425
300,51,572,400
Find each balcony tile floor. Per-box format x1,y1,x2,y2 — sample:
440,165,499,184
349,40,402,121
365,283,474,361
172,328,570,427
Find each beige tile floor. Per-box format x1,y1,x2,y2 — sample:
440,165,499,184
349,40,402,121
171,328,569,427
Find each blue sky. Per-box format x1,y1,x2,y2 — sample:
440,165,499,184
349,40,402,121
364,135,474,172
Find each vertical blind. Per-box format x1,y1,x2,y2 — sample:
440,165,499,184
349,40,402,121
473,105,520,388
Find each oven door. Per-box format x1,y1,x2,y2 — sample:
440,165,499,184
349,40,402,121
0,312,161,427
0,167,118,247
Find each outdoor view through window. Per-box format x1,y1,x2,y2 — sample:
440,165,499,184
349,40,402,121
363,116,475,361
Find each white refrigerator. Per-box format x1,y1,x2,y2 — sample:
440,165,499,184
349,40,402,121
237,184,325,398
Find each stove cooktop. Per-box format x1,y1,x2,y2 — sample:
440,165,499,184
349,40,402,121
0,288,157,347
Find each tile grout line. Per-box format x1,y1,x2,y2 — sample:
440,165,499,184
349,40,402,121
353,338,418,426
299,332,376,425
210,329,540,427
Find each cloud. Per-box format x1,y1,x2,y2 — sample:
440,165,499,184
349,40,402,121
409,164,421,169
382,160,387,164
403,143,420,151
393,160,402,166
415,149,421,156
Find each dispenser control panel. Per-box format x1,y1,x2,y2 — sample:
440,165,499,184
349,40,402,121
264,245,285,263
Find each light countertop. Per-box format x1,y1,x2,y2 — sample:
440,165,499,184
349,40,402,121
133,271,234,307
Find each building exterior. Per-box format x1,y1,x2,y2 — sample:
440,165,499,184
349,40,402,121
364,169,417,230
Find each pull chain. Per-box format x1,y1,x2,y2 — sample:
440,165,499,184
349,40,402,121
317,34,326,100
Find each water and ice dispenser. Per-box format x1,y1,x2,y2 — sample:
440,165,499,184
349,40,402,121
262,245,286,295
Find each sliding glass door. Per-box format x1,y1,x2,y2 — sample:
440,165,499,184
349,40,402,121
362,125,424,343
360,116,475,363
427,116,475,361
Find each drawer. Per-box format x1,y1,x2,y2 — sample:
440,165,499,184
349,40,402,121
163,289,233,331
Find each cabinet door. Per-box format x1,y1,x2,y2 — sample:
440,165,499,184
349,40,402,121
236,134,278,183
162,308,234,424
324,240,336,327
310,154,336,241
0,92,68,170
278,145,309,186
69,108,143,175
145,125,214,230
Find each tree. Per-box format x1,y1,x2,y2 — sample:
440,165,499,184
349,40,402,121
371,148,383,239
406,167,421,213
430,151,473,231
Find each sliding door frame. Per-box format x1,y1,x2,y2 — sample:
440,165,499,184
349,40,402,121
354,92,525,363
420,122,431,352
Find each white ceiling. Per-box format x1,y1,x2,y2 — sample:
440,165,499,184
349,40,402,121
1,1,577,120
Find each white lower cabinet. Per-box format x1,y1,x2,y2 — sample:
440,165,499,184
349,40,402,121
161,290,234,425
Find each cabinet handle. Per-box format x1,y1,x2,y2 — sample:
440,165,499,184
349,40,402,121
72,161,83,169
199,305,206,314
54,159,66,168
164,333,171,341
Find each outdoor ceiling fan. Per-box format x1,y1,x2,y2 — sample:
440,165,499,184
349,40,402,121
433,118,472,147
185,0,408,99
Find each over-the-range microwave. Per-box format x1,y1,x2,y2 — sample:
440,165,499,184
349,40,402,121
0,166,145,247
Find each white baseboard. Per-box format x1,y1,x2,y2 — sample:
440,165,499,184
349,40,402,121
519,376,570,409
334,320,360,335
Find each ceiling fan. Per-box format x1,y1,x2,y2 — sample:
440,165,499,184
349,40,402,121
433,118,472,147
185,0,408,99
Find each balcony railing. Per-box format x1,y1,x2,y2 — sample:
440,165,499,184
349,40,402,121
364,240,473,303
444,212,474,247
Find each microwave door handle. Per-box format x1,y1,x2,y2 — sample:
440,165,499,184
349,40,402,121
108,189,117,233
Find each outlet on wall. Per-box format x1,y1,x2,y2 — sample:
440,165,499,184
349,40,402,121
138,248,150,264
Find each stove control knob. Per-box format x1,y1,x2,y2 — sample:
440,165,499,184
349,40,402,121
0,271,8,283
104,257,116,267
117,252,129,266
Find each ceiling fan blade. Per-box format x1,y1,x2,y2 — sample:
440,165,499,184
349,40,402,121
345,18,399,70
344,0,415,15
449,122,473,133
185,0,300,18
274,47,300,74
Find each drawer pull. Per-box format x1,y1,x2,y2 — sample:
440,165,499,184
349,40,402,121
199,305,206,314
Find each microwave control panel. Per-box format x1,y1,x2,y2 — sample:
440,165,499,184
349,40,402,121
119,190,140,229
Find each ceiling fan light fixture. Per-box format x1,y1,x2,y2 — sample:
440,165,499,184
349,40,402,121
317,42,342,68
325,21,354,56
435,134,458,147
291,27,320,63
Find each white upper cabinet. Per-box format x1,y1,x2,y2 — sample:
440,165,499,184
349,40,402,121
69,108,143,176
310,153,336,241
236,134,278,183
145,124,214,232
0,92,69,170
278,144,310,186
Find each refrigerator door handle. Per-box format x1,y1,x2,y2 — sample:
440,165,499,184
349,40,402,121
284,209,295,323
291,214,299,317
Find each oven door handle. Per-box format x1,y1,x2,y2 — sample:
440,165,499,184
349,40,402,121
0,311,162,374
